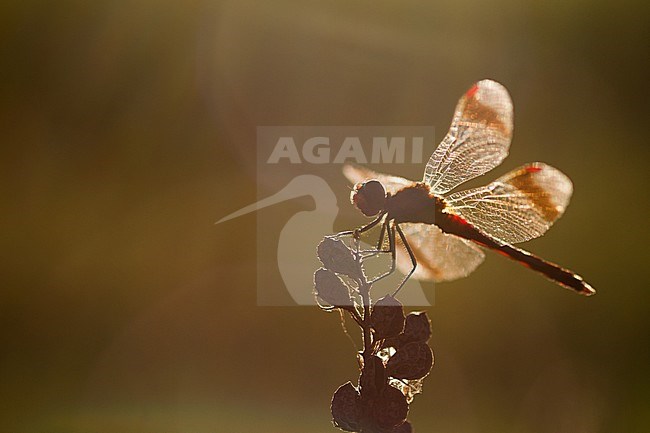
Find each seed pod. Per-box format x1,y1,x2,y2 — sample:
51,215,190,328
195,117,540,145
382,312,432,351
401,312,432,344
370,295,405,340
317,237,362,279
331,382,362,432
314,268,353,308
359,355,387,399
372,385,408,429
386,342,433,380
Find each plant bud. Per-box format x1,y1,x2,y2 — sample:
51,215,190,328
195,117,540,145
314,268,353,308
386,342,433,380
317,237,362,279
331,382,361,432
370,295,405,340
401,312,432,344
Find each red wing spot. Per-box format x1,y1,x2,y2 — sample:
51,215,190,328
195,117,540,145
449,214,472,228
526,166,542,173
466,84,479,98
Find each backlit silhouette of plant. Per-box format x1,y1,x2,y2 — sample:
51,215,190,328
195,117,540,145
315,235,433,433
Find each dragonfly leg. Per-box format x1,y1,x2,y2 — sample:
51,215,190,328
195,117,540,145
376,220,387,250
353,213,393,256
368,221,396,284
334,212,386,241
392,223,417,297
354,212,386,238
358,215,393,256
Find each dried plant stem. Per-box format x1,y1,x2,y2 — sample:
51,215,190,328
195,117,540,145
316,235,430,432
359,280,372,361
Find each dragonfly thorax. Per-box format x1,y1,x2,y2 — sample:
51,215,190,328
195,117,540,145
385,183,444,225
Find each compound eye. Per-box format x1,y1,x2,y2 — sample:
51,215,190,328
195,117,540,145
352,180,386,216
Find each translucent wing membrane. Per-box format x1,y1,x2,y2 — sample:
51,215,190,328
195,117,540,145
445,163,573,244
343,163,416,195
424,80,513,194
396,223,485,282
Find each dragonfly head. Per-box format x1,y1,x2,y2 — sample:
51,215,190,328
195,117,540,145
351,180,386,217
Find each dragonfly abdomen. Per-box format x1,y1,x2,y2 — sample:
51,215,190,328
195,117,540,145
436,212,594,296
495,243,595,295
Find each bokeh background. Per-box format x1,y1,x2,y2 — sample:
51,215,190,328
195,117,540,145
1,1,649,432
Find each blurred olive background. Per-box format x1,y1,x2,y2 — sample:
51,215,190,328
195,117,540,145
1,1,649,432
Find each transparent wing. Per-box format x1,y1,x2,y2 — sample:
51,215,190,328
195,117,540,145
396,223,485,282
445,162,573,244
424,80,513,194
343,163,416,196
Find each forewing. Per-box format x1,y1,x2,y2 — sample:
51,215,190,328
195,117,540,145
445,162,573,244
396,223,485,282
424,80,513,194
343,163,416,196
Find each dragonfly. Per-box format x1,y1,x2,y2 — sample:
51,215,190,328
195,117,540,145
344,79,595,296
